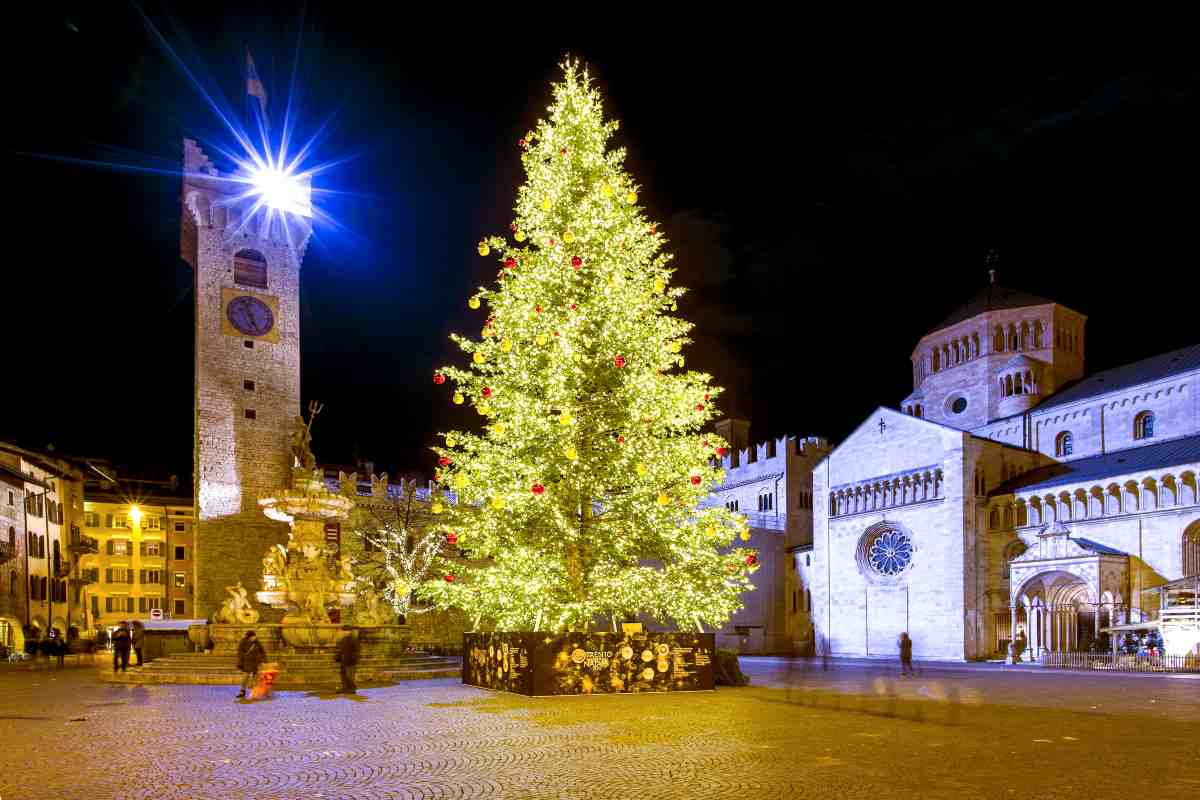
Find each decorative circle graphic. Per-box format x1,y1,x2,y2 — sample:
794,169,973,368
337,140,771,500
951,397,968,414
226,294,275,336
867,529,913,576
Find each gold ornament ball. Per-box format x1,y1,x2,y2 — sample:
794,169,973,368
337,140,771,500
477,242,490,257
452,392,464,405
501,338,513,353
431,502,444,515
636,463,648,476
626,191,638,204
477,403,490,415
563,231,575,243
559,413,572,426
445,436,457,448
473,351,485,364
657,492,670,506
515,230,526,242
468,297,481,310
491,496,505,510
565,446,577,461
653,278,666,294
536,333,548,346
601,183,614,197
493,422,506,435
739,531,751,541
541,197,551,210
669,341,682,353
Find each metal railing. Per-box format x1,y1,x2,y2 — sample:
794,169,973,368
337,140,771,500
0,541,13,563
1041,651,1200,673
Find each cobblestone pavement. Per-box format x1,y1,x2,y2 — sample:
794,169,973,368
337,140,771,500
2,659,1199,800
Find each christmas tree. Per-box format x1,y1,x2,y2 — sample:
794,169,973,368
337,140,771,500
421,60,757,634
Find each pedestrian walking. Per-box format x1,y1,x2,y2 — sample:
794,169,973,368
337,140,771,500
335,628,360,695
236,630,266,700
111,621,132,673
131,621,145,666
898,631,915,676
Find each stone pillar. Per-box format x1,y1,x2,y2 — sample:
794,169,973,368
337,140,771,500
1009,606,1019,663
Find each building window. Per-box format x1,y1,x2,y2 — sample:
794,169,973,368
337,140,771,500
805,554,810,567
84,511,100,527
174,522,185,532
173,599,186,616
144,541,161,557
1134,411,1155,440
757,492,774,512
233,249,268,289
1056,431,1073,457
6,490,12,505
174,573,186,588
244,380,256,392
174,545,186,560
244,340,254,349
245,409,257,420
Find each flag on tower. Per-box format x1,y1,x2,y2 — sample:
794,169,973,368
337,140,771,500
246,49,268,119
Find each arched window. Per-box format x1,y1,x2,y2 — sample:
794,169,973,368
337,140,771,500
1184,523,1200,578
805,589,811,611
1134,411,1155,440
52,540,61,576
994,326,1005,353
1004,374,1014,396
989,508,1000,529
915,404,922,418
931,349,940,372
1033,321,1043,349
1003,540,1028,577
233,249,268,289
1056,431,1073,457
7,525,13,549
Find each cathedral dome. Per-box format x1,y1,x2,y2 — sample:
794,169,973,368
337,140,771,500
929,285,1057,335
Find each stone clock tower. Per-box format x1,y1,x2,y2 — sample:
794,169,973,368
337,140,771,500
180,139,311,619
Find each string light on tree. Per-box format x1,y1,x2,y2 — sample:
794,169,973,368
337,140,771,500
423,60,755,634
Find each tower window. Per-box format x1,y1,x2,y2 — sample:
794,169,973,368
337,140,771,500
1056,431,1073,457
244,340,254,349
244,380,256,392
233,249,268,289
1134,411,1155,440
244,409,257,420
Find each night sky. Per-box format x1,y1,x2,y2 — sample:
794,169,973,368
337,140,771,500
5,8,1198,485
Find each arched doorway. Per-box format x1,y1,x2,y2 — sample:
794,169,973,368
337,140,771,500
1017,571,1096,654
1183,521,1200,577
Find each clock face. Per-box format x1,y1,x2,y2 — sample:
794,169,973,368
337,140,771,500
226,295,275,337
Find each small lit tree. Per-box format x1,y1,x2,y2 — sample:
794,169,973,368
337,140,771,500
420,60,756,634
351,480,449,618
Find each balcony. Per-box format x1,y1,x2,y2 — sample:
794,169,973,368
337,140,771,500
68,531,98,554
0,541,13,564
53,562,72,579
71,569,98,586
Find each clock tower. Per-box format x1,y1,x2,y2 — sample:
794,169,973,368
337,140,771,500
180,139,310,619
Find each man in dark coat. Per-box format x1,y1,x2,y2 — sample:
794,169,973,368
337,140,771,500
236,630,266,700
111,622,132,673
336,629,360,694
131,621,146,666
898,631,915,676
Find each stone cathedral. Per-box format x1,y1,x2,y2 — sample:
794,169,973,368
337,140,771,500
810,283,1200,661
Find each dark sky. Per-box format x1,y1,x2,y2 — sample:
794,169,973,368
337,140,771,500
4,8,1198,484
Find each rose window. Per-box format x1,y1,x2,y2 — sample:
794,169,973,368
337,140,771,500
867,529,913,576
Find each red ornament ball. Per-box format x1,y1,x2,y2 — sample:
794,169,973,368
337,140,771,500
504,257,516,269
549,238,556,246
614,354,626,368
482,387,493,398
433,373,446,385
650,225,657,234
560,147,567,155
535,305,542,314
746,554,758,566
690,475,702,485
725,563,736,573
696,403,704,411
438,456,450,467
433,472,442,482
531,483,545,495
617,435,626,444
703,393,709,402
717,447,728,457
510,222,518,231
571,256,583,269
570,303,577,310
518,138,526,148
445,574,455,583
446,532,458,546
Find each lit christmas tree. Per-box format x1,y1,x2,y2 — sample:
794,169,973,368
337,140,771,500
421,60,756,634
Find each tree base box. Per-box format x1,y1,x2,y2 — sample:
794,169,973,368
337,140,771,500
462,632,715,696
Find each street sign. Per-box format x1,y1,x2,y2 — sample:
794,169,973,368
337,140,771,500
150,608,163,620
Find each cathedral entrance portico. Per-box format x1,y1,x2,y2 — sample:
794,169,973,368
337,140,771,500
1008,522,1130,661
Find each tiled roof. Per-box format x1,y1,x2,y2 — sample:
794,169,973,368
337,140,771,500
990,434,1200,495
930,285,1058,334
1036,343,1200,411
1073,537,1127,556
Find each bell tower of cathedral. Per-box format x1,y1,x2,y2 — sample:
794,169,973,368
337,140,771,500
180,139,311,619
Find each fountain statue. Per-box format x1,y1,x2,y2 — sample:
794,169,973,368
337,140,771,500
254,402,358,648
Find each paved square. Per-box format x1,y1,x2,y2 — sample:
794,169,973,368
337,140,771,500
2,659,1198,799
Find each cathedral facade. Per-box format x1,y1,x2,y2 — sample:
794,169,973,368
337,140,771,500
811,285,1200,661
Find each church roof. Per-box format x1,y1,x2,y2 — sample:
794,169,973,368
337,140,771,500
1072,537,1127,556
1035,343,1200,411
989,433,1200,496
929,285,1058,334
